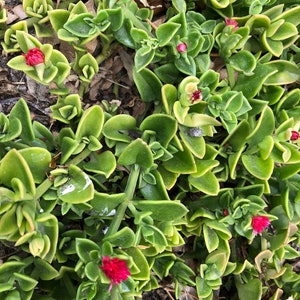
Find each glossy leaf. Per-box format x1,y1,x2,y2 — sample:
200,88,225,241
57,165,94,204
133,200,188,221
0,149,35,195
118,138,153,169
133,67,162,102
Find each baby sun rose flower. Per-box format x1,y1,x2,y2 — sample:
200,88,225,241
225,18,239,31
99,256,130,292
176,43,187,53
252,215,270,235
23,47,45,66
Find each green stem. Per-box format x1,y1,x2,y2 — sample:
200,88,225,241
35,178,53,200
67,147,92,165
105,164,140,237
110,285,119,300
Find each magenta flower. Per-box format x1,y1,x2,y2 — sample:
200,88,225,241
252,215,270,235
23,47,45,66
223,209,229,216
225,18,239,31
176,43,187,53
191,89,201,103
290,130,300,141
99,256,130,291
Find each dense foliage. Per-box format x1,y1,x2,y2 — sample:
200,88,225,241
0,0,300,299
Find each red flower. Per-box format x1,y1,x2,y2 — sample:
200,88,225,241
290,130,300,141
223,209,229,216
191,89,201,103
176,43,187,53
99,256,130,291
23,47,45,66
252,215,270,235
225,18,239,31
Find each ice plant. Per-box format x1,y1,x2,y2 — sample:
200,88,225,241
225,18,239,31
176,42,187,53
290,130,300,140
99,256,130,292
22,47,44,66
252,215,270,235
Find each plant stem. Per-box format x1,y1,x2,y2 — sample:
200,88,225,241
35,177,53,200
67,147,92,165
105,164,140,237
110,285,119,300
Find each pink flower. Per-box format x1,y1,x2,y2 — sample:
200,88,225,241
99,256,130,291
191,89,201,103
23,47,45,66
252,216,270,235
225,18,239,31
290,130,300,141
223,209,229,216
176,43,187,53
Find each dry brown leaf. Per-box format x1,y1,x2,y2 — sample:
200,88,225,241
12,4,27,20
118,48,134,83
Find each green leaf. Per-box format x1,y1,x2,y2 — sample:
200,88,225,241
234,63,277,98
247,106,275,149
0,149,35,195
57,165,94,204
118,138,153,169
179,126,206,159
48,9,70,32
236,278,262,300
133,200,188,221
133,67,162,102
135,47,155,72
104,227,135,248
142,224,168,246
81,151,116,178
175,56,196,76
228,50,256,75
14,273,38,292
203,224,219,253
33,258,59,280
156,22,181,46
196,277,212,298
19,148,51,183
125,247,150,280
63,13,95,37
188,171,220,195
161,84,178,114
9,98,35,143
263,60,300,85
76,238,101,264
140,114,177,147
75,105,104,140
103,114,136,143
85,261,100,281
90,192,127,215
140,170,170,200
163,144,196,174
242,154,274,180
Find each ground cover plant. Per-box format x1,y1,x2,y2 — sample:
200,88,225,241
0,0,300,299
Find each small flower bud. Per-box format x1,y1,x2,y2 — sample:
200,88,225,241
23,47,45,66
225,18,239,31
290,130,300,141
176,43,187,53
